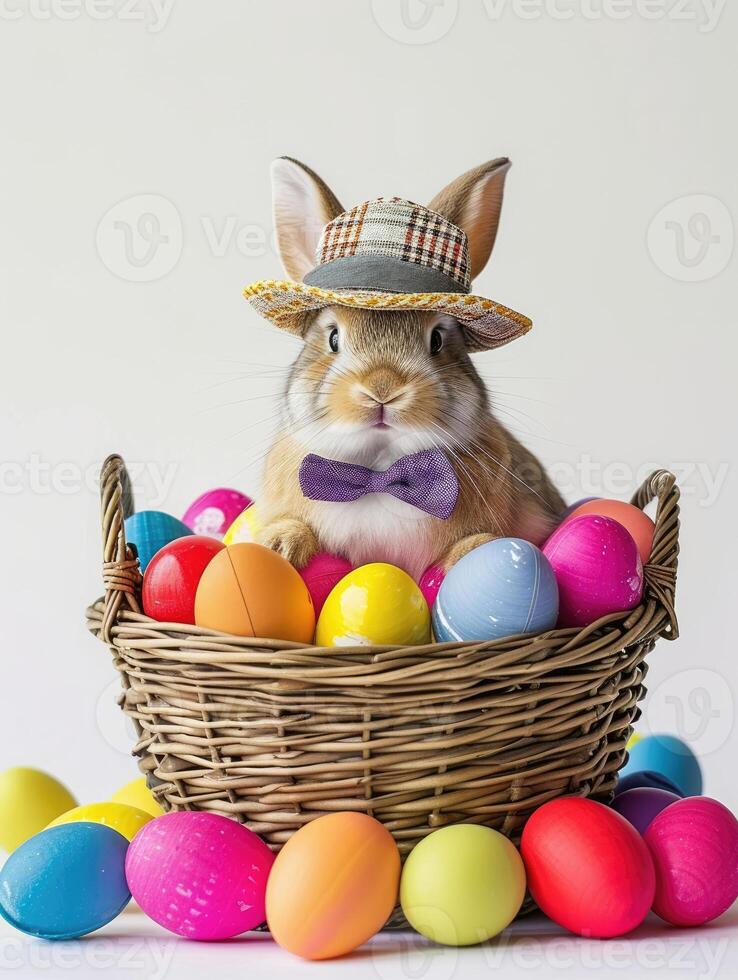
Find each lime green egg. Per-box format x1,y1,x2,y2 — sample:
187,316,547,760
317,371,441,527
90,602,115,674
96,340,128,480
400,824,527,946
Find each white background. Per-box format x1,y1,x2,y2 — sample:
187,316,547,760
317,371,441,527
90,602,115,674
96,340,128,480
1,0,736,826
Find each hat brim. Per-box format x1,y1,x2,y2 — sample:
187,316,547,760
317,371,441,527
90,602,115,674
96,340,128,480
242,279,531,353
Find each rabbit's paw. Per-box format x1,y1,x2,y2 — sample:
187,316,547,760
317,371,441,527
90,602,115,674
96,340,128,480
257,519,319,569
441,533,498,572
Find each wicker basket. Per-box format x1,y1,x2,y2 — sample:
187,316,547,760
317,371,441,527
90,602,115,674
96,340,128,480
87,455,680,861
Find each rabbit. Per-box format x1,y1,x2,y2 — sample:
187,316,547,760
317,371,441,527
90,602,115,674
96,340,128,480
254,157,565,581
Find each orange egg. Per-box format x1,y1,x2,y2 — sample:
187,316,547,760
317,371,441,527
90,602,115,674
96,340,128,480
567,499,655,564
194,543,315,643
266,812,401,960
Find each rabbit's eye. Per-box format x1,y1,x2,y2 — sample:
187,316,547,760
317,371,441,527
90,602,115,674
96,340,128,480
430,327,444,355
328,327,339,353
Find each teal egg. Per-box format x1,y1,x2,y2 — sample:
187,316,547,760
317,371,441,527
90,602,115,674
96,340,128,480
0,823,130,940
432,538,559,642
620,734,702,797
124,511,192,573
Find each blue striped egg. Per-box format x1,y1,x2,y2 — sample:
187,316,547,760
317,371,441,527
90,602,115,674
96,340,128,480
0,823,130,940
124,511,192,573
432,538,559,643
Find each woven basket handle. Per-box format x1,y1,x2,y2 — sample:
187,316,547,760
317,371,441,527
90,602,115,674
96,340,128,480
631,468,680,640
100,454,141,643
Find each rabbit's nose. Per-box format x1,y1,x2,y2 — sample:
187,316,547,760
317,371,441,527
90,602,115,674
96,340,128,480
359,369,405,404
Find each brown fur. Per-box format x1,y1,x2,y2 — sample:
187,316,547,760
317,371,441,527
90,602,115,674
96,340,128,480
256,158,565,575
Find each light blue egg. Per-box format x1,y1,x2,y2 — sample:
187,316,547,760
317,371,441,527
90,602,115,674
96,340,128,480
620,734,702,797
0,823,130,940
124,510,192,573
432,538,559,642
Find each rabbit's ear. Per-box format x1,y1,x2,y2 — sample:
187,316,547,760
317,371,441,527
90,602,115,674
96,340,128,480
271,157,344,281
428,158,511,280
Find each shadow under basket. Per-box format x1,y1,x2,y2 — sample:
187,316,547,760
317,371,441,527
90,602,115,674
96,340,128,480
87,455,680,921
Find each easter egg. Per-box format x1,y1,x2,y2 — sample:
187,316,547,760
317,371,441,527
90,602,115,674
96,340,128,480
620,734,702,797
627,731,642,750
610,787,682,835
182,488,253,539
0,768,77,852
614,770,685,799
432,539,558,643
400,825,526,946
126,811,274,940
223,503,262,544
418,564,445,607
566,499,655,565
645,797,738,926
266,812,400,960
124,511,192,574
47,802,153,842
195,543,315,642
316,563,430,647
298,553,353,616
543,515,643,628
0,823,130,939
110,776,163,817
520,797,655,938
142,535,224,624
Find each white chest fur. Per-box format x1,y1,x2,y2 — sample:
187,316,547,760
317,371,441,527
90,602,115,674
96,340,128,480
309,495,438,580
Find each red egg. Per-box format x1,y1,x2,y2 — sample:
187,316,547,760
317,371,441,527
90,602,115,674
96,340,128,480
298,553,353,617
142,535,224,624
521,797,655,937
644,796,738,926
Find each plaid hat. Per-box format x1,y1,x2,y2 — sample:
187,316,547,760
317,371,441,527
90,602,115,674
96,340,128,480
243,197,531,352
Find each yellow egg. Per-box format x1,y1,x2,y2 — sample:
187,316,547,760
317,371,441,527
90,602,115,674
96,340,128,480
110,777,163,817
627,732,642,750
223,503,262,545
47,802,153,842
0,768,77,852
316,562,430,647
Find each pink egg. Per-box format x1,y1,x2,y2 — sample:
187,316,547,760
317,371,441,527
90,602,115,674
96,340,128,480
298,553,353,616
543,515,643,628
644,797,738,926
125,812,274,940
418,564,445,607
182,488,253,539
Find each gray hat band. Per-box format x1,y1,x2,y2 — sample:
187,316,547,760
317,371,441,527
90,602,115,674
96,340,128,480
303,254,470,295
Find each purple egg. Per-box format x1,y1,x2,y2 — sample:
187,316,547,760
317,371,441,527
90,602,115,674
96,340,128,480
611,787,681,835
182,488,252,539
561,496,599,519
543,515,643,628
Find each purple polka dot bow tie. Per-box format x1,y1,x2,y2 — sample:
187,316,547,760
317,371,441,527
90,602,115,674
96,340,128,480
299,449,459,520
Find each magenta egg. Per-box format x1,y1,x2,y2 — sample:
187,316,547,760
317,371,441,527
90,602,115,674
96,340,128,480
298,553,353,616
418,564,445,607
182,488,253,539
644,797,738,926
543,515,643,628
125,811,274,940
